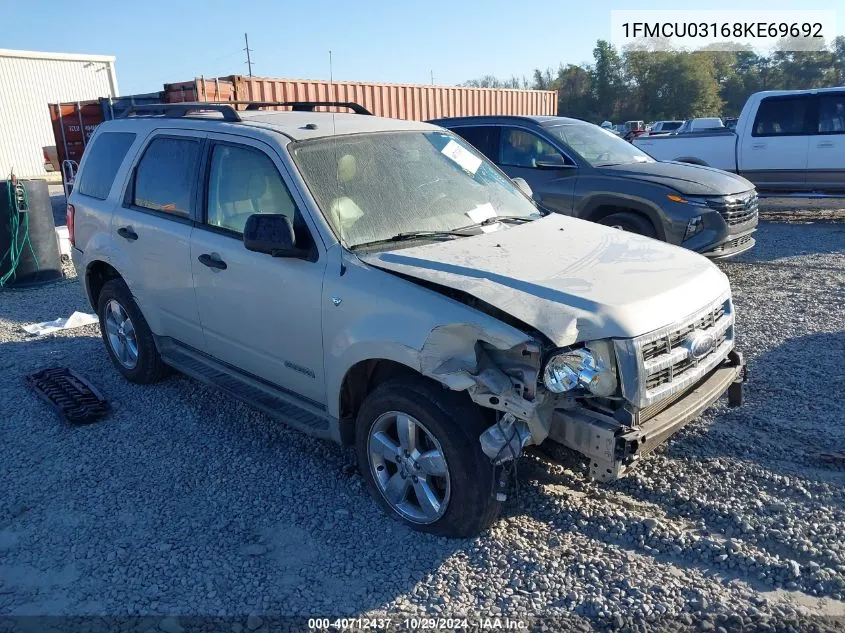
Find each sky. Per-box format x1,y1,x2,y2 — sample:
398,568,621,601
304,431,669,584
4,0,844,96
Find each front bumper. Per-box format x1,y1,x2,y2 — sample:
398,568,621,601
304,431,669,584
700,228,756,259
548,350,746,482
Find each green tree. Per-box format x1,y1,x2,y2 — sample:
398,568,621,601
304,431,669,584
589,40,624,120
555,64,593,119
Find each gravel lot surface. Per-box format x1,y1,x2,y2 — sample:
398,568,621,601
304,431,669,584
1,212,843,631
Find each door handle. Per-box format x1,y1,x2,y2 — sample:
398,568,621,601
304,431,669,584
198,253,227,270
751,143,766,149
117,226,138,241
817,141,835,148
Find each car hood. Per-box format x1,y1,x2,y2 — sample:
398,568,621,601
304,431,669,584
596,160,753,196
359,214,730,347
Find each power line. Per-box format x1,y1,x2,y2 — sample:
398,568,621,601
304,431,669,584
244,33,254,77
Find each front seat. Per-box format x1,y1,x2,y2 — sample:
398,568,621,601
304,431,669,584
210,152,269,234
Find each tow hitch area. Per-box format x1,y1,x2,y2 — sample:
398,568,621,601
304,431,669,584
727,350,746,408
26,367,111,424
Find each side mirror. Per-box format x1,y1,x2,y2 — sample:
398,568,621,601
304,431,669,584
243,214,306,258
534,155,575,170
511,177,533,198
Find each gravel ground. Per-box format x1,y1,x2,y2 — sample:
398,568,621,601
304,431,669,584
1,215,843,631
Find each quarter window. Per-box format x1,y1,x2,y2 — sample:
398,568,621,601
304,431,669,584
205,144,311,247
133,137,200,217
818,94,845,134
752,97,810,137
452,126,500,162
500,127,566,168
76,132,136,200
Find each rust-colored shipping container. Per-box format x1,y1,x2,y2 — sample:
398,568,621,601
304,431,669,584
48,93,165,193
164,75,557,120
48,101,104,182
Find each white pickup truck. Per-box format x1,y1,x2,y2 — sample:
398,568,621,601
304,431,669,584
634,88,845,194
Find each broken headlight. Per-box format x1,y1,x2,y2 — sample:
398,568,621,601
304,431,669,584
542,341,618,397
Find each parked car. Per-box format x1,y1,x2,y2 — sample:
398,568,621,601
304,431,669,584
634,89,845,193
432,115,758,258
642,120,683,136
622,120,647,141
674,118,725,134
69,102,746,537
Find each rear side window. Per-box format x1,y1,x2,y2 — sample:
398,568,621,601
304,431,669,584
752,97,810,137
451,126,500,161
76,132,136,200
133,137,201,217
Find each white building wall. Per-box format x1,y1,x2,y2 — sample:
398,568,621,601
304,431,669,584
0,49,118,178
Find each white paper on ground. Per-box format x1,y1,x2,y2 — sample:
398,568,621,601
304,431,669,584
22,311,99,336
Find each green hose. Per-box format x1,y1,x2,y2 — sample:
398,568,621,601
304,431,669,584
0,179,40,288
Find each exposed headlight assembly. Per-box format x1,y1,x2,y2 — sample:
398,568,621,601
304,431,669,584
542,341,618,397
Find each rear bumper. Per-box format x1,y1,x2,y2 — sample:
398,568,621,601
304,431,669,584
549,350,746,481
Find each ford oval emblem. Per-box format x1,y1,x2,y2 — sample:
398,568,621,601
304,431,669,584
683,329,716,359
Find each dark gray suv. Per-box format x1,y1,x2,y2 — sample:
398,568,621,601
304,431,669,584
431,115,759,258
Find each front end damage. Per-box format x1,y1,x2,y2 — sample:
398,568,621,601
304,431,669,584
417,318,746,494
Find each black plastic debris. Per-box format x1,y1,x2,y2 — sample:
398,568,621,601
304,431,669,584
25,367,110,424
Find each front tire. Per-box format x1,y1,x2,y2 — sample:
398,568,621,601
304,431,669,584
598,211,657,238
97,278,168,384
356,376,500,537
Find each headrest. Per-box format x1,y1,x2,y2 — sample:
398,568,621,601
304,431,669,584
217,148,269,203
337,154,357,183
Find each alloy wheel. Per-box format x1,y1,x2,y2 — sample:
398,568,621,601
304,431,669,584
104,299,139,369
367,411,451,524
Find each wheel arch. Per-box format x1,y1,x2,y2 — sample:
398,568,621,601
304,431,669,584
580,195,666,240
338,358,421,446
85,260,122,311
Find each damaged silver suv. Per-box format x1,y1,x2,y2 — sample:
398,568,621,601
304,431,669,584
69,102,746,537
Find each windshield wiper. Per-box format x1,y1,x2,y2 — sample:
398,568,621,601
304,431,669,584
455,215,538,231
350,230,469,250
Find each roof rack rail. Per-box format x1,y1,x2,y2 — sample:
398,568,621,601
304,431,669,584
123,103,241,122
219,101,373,115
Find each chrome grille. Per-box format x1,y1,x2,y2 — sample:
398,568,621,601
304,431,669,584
706,192,759,226
614,292,736,410
641,304,725,361
645,330,729,390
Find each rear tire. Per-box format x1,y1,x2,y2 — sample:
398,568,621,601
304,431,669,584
356,376,500,537
97,278,168,384
598,212,657,238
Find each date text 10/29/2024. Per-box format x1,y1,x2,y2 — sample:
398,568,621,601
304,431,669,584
308,617,529,630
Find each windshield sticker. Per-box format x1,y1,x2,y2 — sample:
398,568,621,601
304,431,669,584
441,140,482,175
466,202,497,224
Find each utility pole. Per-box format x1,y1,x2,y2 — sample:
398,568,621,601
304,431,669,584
244,33,254,77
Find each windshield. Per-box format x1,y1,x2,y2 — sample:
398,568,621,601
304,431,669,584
546,123,654,167
291,131,540,249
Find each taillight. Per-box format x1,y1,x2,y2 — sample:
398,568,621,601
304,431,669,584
66,204,75,247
